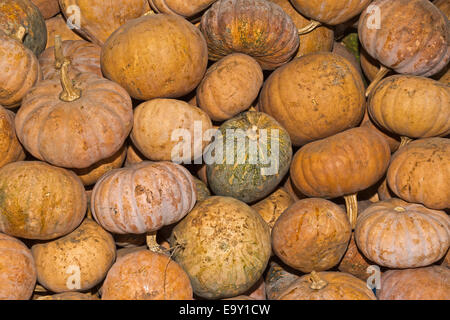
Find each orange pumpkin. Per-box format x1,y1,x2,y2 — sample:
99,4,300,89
360,110,400,153
0,106,26,169
31,0,59,19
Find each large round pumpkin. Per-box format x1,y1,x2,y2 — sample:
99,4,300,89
387,138,450,210
0,106,25,169
148,0,217,19
45,14,83,49
355,199,450,269
199,0,299,70
0,233,37,300
259,52,366,146
101,14,208,101
0,161,86,240
169,196,271,299
31,0,59,19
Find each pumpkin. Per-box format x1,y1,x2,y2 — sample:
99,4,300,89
0,161,86,240
36,292,99,300
199,0,299,70
265,261,302,300
31,219,116,293
387,138,450,210
31,0,59,19
196,53,264,122
114,234,147,249
435,0,450,17
39,38,102,80
59,0,150,46
45,14,83,49
259,52,366,146
125,143,147,167
368,75,450,142
338,233,372,281
0,233,37,300
116,246,147,261
439,68,450,85
91,161,197,235
272,198,352,273
101,14,208,101
169,196,271,299
360,47,391,83
148,0,217,19
15,55,133,169
0,0,47,55
193,177,211,202
332,42,363,76
378,266,450,300
0,30,41,108
355,199,450,269
101,250,193,300
131,99,213,162
0,106,26,169
360,110,400,153
206,110,292,204
72,144,127,186
283,176,306,201
269,0,334,58
290,127,391,228
251,187,294,231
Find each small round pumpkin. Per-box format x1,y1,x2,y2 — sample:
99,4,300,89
0,161,86,240
378,266,450,300
148,0,217,19
338,233,372,281
31,0,59,19
32,219,116,293
169,196,271,299
355,199,450,269
0,233,37,300
101,14,208,101
199,0,299,70
45,14,83,49
101,250,193,300
387,138,450,210
259,52,366,146
0,106,26,169
272,198,352,273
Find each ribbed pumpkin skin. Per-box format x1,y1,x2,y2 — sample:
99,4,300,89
338,233,372,281
169,196,271,299
358,0,450,77
15,73,133,169
387,138,450,210
290,0,371,25
368,75,450,138
0,106,25,169
59,0,150,46
206,111,292,204
0,0,47,55
148,0,217,18
0,233,37,300
290,127,391,199
355,199,450,269
101,14,208,101
45,14,83,49
272,198,352,273
31,0,59,19
259,52,366,146
378,266,450,300
0,31,41,108
91,161,197,234
102,250,193,300
39,40,102,80
0,161,86,240
200,0,299,70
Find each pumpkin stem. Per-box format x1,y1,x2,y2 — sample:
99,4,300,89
298,20,322,35
13,26,27,42
365,65,390,97
59,59,82,102
399,136,413,148
146,231,168,255
309,271,327,290
54,35,65,69
344,193,358,229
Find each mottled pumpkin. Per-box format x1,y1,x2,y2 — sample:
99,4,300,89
31,0,59,19
148,0,217,19
338,233,372,281
265,261,301,300
0,106,25,169
200,0,299,70
169,196,271,299
259,52,366,146
387,138,450,210
0,161,86,240
193,177,211,202
0,233,37,300
45,14,83,49
206,111,292,203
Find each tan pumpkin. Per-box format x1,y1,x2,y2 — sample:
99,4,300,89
131,99,213,162
0,233,37,300
101,250,193,300
0,30,41,108
196,53,263,122
272,198,352,273
32,219,116,293
0,161,86,240
378,266,450,300
0,106,26,169
59,0,150,46
45,14,83,49
360,110,400,153
148,0,217,19
290,127,391,228
355,199,450,268
31,0,60,19
259,52,365,146
338,233,372,281
387,138,450,210
101,14,208,101
125,143,147,167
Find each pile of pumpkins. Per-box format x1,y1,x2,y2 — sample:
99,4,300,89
0,0,449,301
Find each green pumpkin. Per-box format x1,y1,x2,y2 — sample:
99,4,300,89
0,0,47,55
206,111,292,203
341,33,360,62
193,177,211,202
